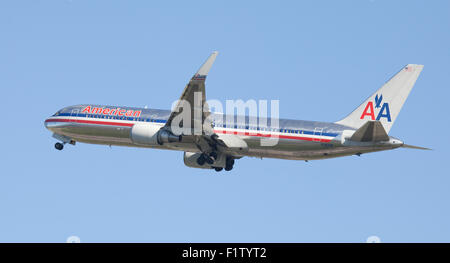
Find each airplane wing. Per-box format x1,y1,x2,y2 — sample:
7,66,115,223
162,52,247,157
164,51,218,137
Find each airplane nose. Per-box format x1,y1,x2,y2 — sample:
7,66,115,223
44,118,51,129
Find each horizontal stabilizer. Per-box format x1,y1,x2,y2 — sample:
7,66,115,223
350,121,389,142
402,144,431,150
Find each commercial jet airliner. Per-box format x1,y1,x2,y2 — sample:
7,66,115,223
44,52,428,171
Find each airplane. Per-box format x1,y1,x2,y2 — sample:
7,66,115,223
44,52,428,171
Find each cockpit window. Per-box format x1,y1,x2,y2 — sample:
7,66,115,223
53,110,62,116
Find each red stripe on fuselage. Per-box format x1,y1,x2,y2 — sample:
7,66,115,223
213,129,331,143
45,118,332,143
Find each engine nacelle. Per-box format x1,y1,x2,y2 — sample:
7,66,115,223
131,124,182,146
130,123,161,145
157,129,182,145
183,152,226,169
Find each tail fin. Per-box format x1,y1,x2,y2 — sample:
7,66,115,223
336,64,424,133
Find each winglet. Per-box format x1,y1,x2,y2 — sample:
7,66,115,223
192,51,219,81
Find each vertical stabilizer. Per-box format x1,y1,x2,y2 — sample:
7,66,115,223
336,64,424,133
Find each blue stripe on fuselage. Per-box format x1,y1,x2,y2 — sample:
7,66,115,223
56,112,340,137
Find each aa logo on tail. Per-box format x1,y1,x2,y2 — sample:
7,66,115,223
360,94,392,122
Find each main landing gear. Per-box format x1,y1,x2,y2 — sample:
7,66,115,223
196,152,235,172
214,157,234,172
224,156,234,171
196,152,218,166
196,153,209,166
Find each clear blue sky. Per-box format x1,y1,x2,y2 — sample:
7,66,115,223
1,0,449,242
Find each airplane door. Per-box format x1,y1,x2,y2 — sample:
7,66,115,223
313,127,323,142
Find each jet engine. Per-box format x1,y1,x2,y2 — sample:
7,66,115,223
131,123,181,145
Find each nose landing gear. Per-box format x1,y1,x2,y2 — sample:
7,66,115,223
52,134,75,151
54,142,64,150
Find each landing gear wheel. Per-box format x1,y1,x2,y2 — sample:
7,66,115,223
214,167,223,172
209,152,218,160
196,154,206,166
55,142,64,151
225,156,234,171
205,156,214,165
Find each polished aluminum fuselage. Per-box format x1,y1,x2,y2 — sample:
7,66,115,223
44,104,402,160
